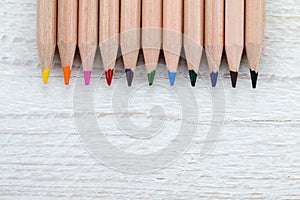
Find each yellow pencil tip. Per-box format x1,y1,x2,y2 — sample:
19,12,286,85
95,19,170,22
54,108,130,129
42,68,51,84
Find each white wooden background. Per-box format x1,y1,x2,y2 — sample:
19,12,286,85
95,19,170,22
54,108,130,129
0,0,300,199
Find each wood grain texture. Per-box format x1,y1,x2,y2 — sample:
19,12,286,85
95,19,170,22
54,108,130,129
142,0,162,73
78,0,98,71
120,0,141,71
36,0,56,71
225,0,244,72
205,0,224,73
184,0,204,73
99,0,119,71
163,0,183,72
245,0,265,72
0,0,300,199
57,0,78,69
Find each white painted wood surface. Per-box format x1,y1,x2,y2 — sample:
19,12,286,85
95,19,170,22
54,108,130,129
0,0,299,199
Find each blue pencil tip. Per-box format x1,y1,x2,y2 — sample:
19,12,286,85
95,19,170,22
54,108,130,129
168,71,177,86
210,72,219,87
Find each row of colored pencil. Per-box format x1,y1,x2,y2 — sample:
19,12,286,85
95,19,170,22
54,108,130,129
37,0,265,88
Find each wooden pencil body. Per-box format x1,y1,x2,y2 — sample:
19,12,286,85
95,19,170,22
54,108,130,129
163,0,183,72
57,0,78,69
225,0,244,72
205,0,224,73
184,0,204,73
120,0,141,71
99,0,120,71
245,0,265,72
78,0,98,71
37,0,57,71
142,0,162,73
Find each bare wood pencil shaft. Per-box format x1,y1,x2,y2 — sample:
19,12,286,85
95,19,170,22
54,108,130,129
184,0,204,73
57,0,78,69
205,0,224,73
245,0,265,72
99,0,120,71
142,0,162,73
120,0,141,71
163,0,183,72
37,0,57,71
78,0,98,71
225,0,244,72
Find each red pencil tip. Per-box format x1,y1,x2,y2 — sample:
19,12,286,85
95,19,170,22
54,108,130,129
105,69,114,86
63,66,71,85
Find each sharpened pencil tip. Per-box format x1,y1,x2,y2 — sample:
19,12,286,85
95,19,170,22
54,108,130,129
189,70,198,87
147,70,156,86
250,69,258,89
105,69,114,86
230,71,238,88
63,66,71,85
210,72,219,87
168,71,177,87
42,68,50,84
125,69,134,87
84,71,92,86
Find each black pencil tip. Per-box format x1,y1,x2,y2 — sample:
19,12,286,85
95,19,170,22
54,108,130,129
250,69,258,89
230,71,238,88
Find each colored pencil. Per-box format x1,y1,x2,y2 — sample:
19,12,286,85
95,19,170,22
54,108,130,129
225,0,244,88
78,0,98,86
163,0,183,86
142,0,162,86
37,0,57,84
245,0,265,89
184,0,204,87
99,0,120,86
120,0,141,87
205,0,224,87
57,0,78,85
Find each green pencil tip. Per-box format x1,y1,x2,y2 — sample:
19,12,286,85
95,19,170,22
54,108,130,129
147,70,156,86
189,70,198,87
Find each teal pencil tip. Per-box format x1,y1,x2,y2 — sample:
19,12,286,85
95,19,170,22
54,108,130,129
189,70,198,87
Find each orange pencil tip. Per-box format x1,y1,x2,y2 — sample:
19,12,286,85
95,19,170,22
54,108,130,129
63,66,71,85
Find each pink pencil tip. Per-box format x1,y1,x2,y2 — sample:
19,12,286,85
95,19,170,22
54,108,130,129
84,71,92,86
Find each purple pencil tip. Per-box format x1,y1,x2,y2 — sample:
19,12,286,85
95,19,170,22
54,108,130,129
125,69,134,87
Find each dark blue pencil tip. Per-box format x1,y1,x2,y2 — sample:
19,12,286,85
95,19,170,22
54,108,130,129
125,69,134,87
168,71,177,87
250,69,258,89
210,72,219,87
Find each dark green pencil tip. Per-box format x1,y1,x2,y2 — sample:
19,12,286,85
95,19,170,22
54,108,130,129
250,69,258,89
147,70,156,86
189,70,198,87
